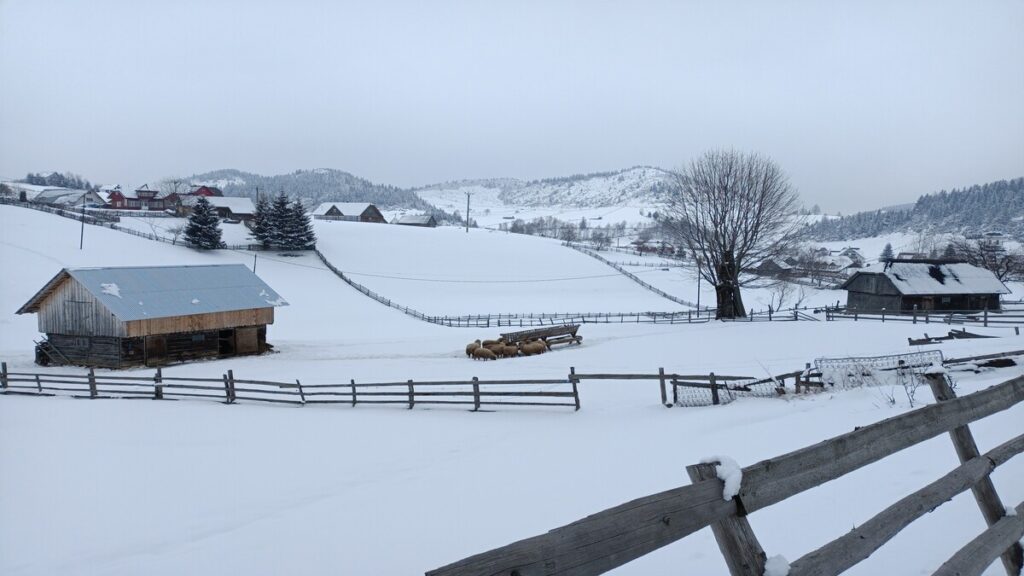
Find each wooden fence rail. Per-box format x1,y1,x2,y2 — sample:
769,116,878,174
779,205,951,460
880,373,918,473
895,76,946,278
0,363,580,412
825,306,1024,327
316,248,816,328
426,373,1024,576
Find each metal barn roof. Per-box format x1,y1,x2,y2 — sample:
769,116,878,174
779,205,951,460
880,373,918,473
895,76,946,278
842,261,1010,296
17,264,288,321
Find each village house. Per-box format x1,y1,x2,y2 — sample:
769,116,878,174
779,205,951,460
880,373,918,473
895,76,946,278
840,260,1009,312
394,213,438,228
311,202,386,223
180,196,256,222
189,185,223,197
16,264,288,368
754,258,794,278
106,184,179,211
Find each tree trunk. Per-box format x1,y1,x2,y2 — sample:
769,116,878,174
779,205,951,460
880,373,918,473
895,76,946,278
714,252,746,319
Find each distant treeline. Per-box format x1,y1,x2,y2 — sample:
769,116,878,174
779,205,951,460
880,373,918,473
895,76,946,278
805,177,1024,240
22,172,99,192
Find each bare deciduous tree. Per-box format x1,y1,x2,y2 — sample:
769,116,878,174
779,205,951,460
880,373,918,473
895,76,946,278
664,150,801,318
948,238,1024,281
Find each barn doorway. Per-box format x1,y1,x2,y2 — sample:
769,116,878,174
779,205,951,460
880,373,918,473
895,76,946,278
218,329,235,355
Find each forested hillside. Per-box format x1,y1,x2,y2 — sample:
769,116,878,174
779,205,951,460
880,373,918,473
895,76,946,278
807,177,1024,240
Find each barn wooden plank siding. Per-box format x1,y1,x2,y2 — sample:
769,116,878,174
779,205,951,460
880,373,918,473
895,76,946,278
16,265,287,369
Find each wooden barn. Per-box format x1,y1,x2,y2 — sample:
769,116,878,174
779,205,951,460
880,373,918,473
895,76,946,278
16,264,288,368
840,260,1009,312
311,202,386,223
395,213,438,228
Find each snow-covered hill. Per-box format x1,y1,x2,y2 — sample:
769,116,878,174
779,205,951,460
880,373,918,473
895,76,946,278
414,166,676,210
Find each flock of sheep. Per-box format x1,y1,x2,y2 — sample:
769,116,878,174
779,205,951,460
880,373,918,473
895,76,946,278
465,337,549,360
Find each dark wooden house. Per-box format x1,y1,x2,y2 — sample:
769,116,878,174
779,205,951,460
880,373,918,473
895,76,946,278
16,264,288,368
395,213,438,228
312,202,386,223
840,260,1009,312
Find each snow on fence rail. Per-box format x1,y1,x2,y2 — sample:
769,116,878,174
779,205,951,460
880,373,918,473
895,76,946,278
0,363,580,411
427,372,1024,576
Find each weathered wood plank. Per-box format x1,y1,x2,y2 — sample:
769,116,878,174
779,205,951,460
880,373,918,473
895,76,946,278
738,376,1024,513
686,462,766,576
426,479,734,576
932,501,1024,576
925,372,1024,576
788,433,1024,576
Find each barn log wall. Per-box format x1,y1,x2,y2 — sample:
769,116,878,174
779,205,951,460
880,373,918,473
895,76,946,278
125,308,273,337
38,279,125,337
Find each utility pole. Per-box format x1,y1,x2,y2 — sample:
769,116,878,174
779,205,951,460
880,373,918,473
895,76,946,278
79,200,86,250
465,191,472,233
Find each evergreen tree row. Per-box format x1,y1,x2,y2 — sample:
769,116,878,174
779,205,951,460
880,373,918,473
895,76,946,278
250,192,316,250
24,171,99,191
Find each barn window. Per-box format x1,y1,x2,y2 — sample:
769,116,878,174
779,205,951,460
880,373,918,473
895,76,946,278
191,334,205,342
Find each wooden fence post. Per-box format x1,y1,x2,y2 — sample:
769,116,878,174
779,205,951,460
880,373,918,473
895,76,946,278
925,371,1023,575
472,377,481,411
88,368,97,398
569,367,580,411
295,379,306,405
658,367,668,407
985,308,989,327
222,373,233,404
350,379,357,407
0,361,7,390
686,462,767,576
710,372,720,405
154,367,163,400
407,379,415,409
35,374,42,393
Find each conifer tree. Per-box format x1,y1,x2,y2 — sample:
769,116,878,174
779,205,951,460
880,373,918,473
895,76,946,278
184,196,225,249
286,199,316,249
267,192,291,248
879,242,894,261
250,195,271,247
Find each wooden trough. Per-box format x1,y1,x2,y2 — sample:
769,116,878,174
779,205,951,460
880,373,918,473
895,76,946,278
500,324,582,350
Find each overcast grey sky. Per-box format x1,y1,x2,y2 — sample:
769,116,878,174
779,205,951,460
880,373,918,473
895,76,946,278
1,0,1021,212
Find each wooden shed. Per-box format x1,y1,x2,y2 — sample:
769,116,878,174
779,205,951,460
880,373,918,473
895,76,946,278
16,264,288,368
840,260,1009,312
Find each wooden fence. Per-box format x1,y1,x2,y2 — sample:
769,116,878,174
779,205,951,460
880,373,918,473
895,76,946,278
0,362,580,411
315,248,816,328
565,242,700,308
426,372,1024,576
824,306,1024,327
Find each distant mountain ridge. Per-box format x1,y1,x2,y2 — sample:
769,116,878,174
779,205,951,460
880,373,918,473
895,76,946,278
412,166,679,208
186,168,434,210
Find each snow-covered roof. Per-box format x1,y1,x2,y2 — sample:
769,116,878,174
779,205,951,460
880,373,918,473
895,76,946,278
396,213,436,225
845,262,1010,295
312,202,375,216
17,264,288,321
182,196,255,214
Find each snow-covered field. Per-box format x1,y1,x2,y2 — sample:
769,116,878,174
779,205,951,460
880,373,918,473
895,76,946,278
113,212,255,246
314,220,679,315
2,204,1023,576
